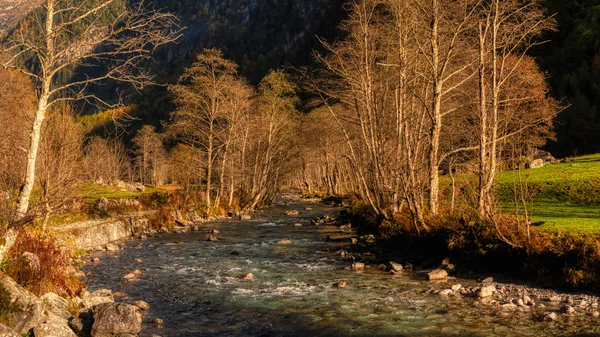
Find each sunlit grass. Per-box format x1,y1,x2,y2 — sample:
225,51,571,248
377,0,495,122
501,201,600,235
442,153,600,235
76,181,171,204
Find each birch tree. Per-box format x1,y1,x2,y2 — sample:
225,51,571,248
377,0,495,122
476,0,556,218
168,48,239,212
0,0,180,260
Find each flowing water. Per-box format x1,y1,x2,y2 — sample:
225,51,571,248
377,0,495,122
84,202,600,337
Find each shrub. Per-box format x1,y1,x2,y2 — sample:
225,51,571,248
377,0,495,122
5,228,83,297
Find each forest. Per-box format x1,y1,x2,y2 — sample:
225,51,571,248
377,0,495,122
1,0,600,336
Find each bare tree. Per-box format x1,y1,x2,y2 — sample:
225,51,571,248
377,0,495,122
132,125,166,185
244,70,299,210
84,136,129,183
38,107,84,228
0,0,180,261
168,48,239,213
475,0,557,218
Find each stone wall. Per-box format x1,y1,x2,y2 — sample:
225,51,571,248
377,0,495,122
56,215,150,251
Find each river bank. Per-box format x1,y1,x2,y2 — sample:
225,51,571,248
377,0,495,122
81,199,600,336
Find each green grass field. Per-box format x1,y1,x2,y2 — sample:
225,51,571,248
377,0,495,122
77,181,170,204
494,154,600,235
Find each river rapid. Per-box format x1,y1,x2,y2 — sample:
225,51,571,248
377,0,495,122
83,201,600,337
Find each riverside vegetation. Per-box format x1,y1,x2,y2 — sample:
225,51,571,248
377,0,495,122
1,0,600,336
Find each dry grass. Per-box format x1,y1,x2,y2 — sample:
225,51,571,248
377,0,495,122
4,227,84,297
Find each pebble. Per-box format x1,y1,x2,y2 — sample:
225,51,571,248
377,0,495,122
241,273,254,281
501,303,518,311
153,318,164,325
439,289,453,296
132,300,151,311
477,285,496,298
427,269,448,281
592,311,600,318
352,262,365,270
135,258,143,263
336,281,348,288
293,223,303,227
481,277,494,284
389,261,403,272
561,305,575,314
122,273,138,281
451,284,462,292
92,257,100,263
544,312,558,322
277,239,292,244
133,269,143,275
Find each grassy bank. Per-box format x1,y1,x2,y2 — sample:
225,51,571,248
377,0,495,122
347,203,600,291
441,154,600,235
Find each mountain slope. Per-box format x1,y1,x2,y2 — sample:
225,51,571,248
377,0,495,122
0,0,43,33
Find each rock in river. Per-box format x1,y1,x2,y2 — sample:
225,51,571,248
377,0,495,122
476,285,497,298
389,261,403,272
427,268,448,281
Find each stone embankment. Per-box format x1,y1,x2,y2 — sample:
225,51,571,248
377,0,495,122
55,214,151,251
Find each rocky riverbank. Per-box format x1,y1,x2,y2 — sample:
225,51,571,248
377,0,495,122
320,211,600,328
0,273,149,337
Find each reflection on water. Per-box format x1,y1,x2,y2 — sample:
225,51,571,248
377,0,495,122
84,204,599,337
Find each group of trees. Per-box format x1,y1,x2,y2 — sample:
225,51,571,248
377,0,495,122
0,0,565,260
167,48,299,213
0,0,180,261
296,0,560,230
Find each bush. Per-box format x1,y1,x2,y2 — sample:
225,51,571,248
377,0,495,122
5,228,83,297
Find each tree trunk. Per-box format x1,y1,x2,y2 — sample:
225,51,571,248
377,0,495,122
428,0,442,216
478,21,489,218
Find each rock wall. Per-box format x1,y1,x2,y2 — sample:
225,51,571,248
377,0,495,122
56,215,150,251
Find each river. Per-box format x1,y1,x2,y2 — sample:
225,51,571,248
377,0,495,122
83,201,599,337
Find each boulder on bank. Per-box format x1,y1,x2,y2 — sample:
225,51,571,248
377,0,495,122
0,323,19,337
83,289,114,309
0,274,45,334
40,292,71,320
427,269,448,281
91,303,141,337
34,318,77,337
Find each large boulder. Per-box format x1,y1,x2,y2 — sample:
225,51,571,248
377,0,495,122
90,303,141,337
34,318,77,337
0,275,45,334
0,323,19,337
82,289,114,309
40,292,71,320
